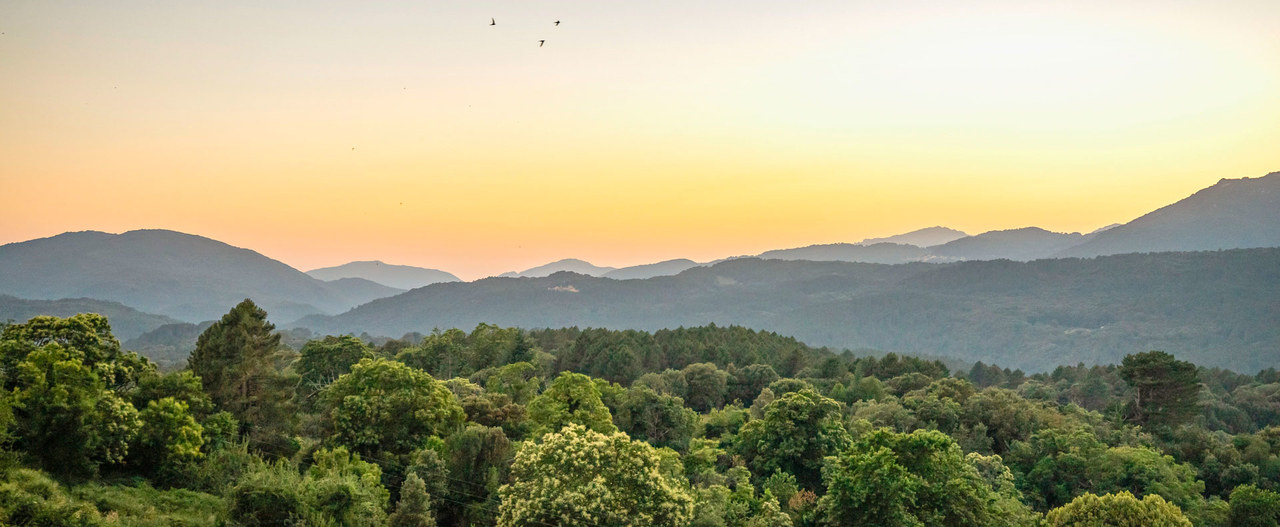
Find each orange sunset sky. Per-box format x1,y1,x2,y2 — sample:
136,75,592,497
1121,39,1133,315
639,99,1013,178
1,0,1278,280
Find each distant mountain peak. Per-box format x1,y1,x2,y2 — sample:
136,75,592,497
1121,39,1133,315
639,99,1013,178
306,261,459,290
857,226,969,248
511,258,616,278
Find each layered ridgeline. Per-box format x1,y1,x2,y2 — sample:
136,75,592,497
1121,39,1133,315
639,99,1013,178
294,248,1280,372
760,172,1280,264
0,229,403,322
0,295,179,341
306,260,460,290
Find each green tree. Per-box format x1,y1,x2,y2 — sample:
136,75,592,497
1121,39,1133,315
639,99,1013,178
188,299,293,452
1045,492,1192,527
616,385,698,451
683,363,729,412
132,397,205,482
296,335,374,406
527,371,617,437
9,344,139,476
736,388,850,489
1228,484,1280,527
1119,351,1202,428
389,473,437,527
819,429,1024,527
497,423,694,527
323,358,465,457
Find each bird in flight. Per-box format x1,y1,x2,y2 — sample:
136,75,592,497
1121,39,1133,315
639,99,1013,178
490,18,496,26
539,40,545,47
554,20,560,26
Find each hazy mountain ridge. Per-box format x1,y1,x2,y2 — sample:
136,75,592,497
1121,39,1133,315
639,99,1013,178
306,260,460,290
500,258,618,278
0,230,398,322
0,295,180,341
1058,172,1280,257
603,259,702,280
858,226,970,247
291,248,1280,372
926,227,1093,261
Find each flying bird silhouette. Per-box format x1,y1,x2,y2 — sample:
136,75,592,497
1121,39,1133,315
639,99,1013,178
554,20,560,26
490,18,495,26
539,40,545,47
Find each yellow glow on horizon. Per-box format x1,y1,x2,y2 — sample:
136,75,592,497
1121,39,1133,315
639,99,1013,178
1,1,1277,279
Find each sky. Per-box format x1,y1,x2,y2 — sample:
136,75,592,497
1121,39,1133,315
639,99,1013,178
1,0,1278,280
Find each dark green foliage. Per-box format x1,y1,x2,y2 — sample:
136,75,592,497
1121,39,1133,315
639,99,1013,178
819,429,1026,527
736,388,849,489
188,299,294,454
296,334,374,405
616,385,698,450
1228,484,1280,527
1120,351,1202,428
323,358,465,457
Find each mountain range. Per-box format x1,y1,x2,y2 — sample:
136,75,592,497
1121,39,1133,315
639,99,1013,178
307,261,459,290
1,171,1278,370
292,249,1280,372
0,230,397,322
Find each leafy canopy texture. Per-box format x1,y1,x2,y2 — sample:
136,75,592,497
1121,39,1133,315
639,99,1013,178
819,428,1029,527
1119,351,1202,428
324,358,465,456
1045,491,1192,527
736,388,850,489
526,371,618,437
497,423,695,527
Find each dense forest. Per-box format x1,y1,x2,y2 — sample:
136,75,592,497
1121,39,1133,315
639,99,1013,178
4,301,1280,526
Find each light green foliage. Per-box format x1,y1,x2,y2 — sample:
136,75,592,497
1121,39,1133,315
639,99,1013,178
497,423,695,527
0,467,103,526
736,388,850,488
187,299,294,453
617,385,698,450
527,371,617,437
10,344,140,476
228,447,389,526
389,473,437,527
324,358,464,456
0,313,152,392
307,447,390,526
1045,491,1192,526
748,490,794,527
819,429,1025,527
133,369,215,418
1229,484,1280,527
485,361,541,405
71,481,225,526
133,397,205,482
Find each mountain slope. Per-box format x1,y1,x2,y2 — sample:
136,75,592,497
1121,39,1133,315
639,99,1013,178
307,261,459,290
319,278,406,308
603,259,701,280
928,227,1091,261
1060,172,1280,257
758,242,932,264
858,226,969,247
503,258,617,278
0,230,367,322
0,295,180,341
292,249,1280,372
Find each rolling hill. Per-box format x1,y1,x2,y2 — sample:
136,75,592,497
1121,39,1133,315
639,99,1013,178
0,295,180,341
306,260,459,290
0,229,397,322
1059,172,1280,257
292,248,1280,372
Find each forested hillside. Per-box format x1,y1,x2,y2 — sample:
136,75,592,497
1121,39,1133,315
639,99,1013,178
296,248,1280,372
4,306,1280,526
